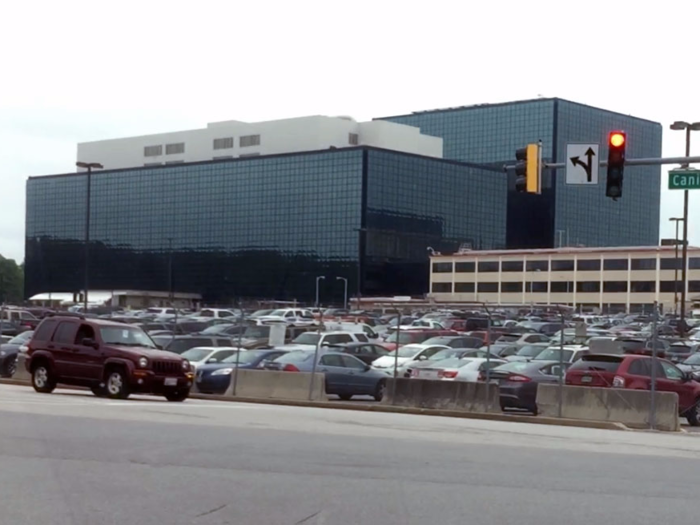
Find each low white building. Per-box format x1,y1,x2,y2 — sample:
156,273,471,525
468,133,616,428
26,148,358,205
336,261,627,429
77,115,443,170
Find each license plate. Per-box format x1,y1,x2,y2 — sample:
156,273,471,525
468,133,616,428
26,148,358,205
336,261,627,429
581,376,592,383
164,377,178,386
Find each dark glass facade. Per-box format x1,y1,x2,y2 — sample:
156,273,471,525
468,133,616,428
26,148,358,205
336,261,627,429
380,98,662,249
25,147,505,303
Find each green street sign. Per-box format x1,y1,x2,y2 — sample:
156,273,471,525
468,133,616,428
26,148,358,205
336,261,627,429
668,168,700,190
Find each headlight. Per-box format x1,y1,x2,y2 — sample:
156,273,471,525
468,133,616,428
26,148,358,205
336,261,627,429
138,357,148,368
211,368,234,376
182,360,190,371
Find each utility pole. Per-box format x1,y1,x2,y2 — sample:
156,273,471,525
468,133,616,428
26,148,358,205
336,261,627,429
669,217,683,315
76,161,103,312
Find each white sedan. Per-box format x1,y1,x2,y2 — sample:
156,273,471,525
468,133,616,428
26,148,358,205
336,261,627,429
179,346,241,371
411,357,506,381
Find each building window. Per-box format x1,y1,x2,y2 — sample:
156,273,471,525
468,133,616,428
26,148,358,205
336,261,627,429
550,281,573,293
660,280,681,293
576,281,600,293
348,133,359,145
432,262,453,273
165,143,185,155
603,281,628,293
501,260,523,272
577,259,600,271
432,282,452,293
689,258,700,270
455,282,475,293
526,260,549,272
213,156,233,160
631,258,656,270
144,145,163,157
213,137,234,150
526,281,548,293
240,134,261,147
501,282,523,293
239,153,261,158
689,281,700,292
455,262,475,273
551,260,574,271
660,258,681,270
478,261,499,273
630,281,655,293
477,282,498,293
603,259,629,271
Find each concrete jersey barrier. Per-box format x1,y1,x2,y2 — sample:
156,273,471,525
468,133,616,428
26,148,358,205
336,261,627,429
382,378,500,414
536,384,679,431
222,369,327,401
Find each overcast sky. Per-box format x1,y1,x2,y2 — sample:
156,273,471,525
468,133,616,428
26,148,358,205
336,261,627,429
1,0,697,263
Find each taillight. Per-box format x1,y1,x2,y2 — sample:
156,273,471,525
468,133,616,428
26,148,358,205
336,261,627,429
283,364,299,372
477,371,485,382
441,370,458,379
612,375,625,388
507,374,531,383
410,369,419,377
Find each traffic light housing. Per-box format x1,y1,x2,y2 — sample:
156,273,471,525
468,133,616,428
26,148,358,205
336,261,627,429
514,143,541,194
606,131,626,200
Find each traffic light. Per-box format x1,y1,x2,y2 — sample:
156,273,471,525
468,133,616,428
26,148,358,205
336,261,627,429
606,131,626,200
514,143,541,194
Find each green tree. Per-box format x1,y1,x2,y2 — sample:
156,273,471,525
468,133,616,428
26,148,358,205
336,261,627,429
0,255,24,304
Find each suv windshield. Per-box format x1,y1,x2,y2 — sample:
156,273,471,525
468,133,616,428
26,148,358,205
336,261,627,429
567,356,622,372
292,333,320,345
100,327,156,348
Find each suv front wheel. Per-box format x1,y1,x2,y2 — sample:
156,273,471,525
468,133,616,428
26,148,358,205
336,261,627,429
105,369,130,400
32,363,57,393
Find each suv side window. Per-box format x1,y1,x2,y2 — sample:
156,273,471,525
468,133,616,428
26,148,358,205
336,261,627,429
661,361,684,381
75,324,95,345
53,322,79,344
34,319,58,341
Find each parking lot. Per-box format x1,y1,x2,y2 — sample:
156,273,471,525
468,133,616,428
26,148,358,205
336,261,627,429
2,383,700,524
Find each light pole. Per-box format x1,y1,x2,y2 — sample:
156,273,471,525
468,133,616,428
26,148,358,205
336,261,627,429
669,217,684,315
76,161,103,312
336,277,348,310
315,276,325,308
669,121,700,335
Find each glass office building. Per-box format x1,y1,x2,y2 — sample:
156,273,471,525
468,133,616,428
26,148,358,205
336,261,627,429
380,98,662,249
25,148,506,303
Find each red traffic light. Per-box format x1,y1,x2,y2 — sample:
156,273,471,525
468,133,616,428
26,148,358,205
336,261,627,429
609,132,626,148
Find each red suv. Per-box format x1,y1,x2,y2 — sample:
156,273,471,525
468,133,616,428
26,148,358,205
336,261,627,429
26,315,194,401
566,354,700,425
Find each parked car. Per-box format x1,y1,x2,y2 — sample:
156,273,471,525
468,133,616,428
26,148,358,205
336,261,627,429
411,357,506,381
405,348,490,377
257,308,317,327
421,335,483,349
505,343,550,362
266,351,388,400
490,360,563,413
25,315,193,401
326,343,390,365
247,309,274,320
0,321,27,337
179,346,240,371
678,353,700,375
195,349,289,394
532,345,590,363
665,342,700,363
495,332,552,347
279,331,369,352
382,330,456,351
371,344,450,375
164,335,234,354
565,353,700,425
0,330,33,377
484,343,520,358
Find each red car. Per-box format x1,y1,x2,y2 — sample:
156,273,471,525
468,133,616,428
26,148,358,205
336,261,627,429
566,354,700,425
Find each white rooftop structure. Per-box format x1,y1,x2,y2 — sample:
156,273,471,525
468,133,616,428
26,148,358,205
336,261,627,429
77,115,443,171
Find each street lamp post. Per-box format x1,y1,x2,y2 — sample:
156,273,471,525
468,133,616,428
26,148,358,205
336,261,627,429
315,276,326,308
669,217,684,315
336,277,348,310
669,121,700,335
76,161,104,312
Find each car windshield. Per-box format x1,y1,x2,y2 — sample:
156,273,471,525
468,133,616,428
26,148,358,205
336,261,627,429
516,345,546,357
497,334,520,342
429,349,460,360
396,345,424,358
292,333,320,345
201,324,233,334
534,348,574,361
222,351,265,364
8,331,33,344
494,361,532,373
436,357,470,368
250,310,272,317
683,354,700,365
269,309,289,317
385,332,417,344
274,351,313,364
180,348,214,361
243,326,271,338
422,337,449,345
100,327,156,348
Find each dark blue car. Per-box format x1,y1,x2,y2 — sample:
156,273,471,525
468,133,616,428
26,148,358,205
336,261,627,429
195,349,288,394
0,330,33,378
266,351,388,401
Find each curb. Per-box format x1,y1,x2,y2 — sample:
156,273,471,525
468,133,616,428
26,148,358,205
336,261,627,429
0,378,630,431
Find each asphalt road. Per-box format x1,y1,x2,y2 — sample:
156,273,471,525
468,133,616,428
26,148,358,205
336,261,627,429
2,385,700,525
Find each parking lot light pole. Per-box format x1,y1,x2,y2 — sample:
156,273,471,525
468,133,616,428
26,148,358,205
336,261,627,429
315,276,325,308
669,218,684,315
336,277,348,311
231,304,245,396
669,121,700,335
650,302,659,430
76,161,103,312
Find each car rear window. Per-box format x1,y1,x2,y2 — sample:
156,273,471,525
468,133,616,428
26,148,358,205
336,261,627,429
567,356,622,373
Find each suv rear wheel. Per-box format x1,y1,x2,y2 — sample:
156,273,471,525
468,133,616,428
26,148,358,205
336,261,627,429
32,363,56,393
105,369,130,399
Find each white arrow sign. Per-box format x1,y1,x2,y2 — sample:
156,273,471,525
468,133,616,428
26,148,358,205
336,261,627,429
566,143,599,185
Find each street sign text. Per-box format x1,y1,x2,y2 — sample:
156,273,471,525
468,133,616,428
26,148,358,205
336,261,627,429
668,168,700,190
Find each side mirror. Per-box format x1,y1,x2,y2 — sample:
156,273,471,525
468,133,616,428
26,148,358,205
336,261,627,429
82,338,98,349
418,355,428,361
364,364,371,372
